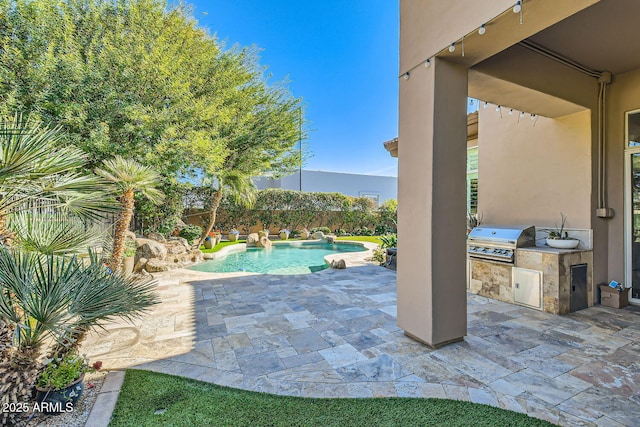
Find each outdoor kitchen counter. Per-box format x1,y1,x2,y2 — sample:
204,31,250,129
515,246,593,314
518,245,589,254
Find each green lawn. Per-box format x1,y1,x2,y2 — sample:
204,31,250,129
200,239,245,253
336,235,383,245
110,370,555,427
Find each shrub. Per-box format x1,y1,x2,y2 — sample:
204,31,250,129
334,228,347,236
179,225,202,243
371,247,386,265
354,226,373,236
310,226,331,235
123,239,137,258
380,234,397,249
375,224,394,235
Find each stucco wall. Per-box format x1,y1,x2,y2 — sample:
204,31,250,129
477,106,592,229
254,170,398,204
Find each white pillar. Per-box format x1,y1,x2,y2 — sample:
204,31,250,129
397,58,468,347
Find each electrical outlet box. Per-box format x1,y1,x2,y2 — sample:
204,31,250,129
596,208,614,218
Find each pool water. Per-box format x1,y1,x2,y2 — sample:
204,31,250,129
188,242,366,275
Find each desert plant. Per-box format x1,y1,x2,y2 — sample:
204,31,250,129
310,227,331,235
0,248,157,417
96,156,165,271
546,212,575,240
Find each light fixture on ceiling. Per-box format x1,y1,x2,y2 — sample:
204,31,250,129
403,72,410,80
496,105,501,112
509,109,514,115
483,102,488,108
448,43,456,53
513,1,522,13
424,59,431,68
530,113,536,120
478,24,486,35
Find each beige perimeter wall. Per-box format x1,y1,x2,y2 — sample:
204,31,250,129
477,107,592,229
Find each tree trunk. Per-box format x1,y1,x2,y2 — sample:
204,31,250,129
110,190,135,271
197,189,223,248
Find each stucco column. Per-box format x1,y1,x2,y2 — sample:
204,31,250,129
397,58,468,347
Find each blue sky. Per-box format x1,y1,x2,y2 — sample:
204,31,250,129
188,0,399,177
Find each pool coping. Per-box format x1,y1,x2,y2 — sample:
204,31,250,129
190,239,378,276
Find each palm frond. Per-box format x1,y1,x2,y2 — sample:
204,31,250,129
95,155,165,205
8,212,108,255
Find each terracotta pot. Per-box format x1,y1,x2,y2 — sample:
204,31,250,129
279,231,290,240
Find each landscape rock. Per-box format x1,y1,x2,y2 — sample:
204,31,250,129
190,249,204,262
325,235,337,244
147,232,167,243
125,231,137,241
136,238,167,261
311,231,325,240
256,236,272,248
134,257,148,273
144,258,170,272
165,241,187,255
167,236,190,249
246,233,260,247
330,259,346,269
203,253,215,260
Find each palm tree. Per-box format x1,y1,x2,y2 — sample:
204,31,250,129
96,156,164,270
0,248,158,424
0,114,114,245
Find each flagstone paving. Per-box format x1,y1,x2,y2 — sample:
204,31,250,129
82,265,640,427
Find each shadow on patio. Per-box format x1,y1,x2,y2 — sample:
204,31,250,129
81,265,640,427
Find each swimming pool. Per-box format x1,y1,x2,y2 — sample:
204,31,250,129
188,242,366,275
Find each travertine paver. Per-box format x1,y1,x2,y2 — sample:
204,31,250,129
82,265,640,427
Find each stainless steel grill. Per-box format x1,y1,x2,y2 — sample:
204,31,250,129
467,225,536,263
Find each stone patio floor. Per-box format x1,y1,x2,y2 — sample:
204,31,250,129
82,265,640,427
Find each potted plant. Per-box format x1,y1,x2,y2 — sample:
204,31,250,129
35,353,102,414
122,238,137,275
545,213,580,249
204,231,220,249
279,228,290,240
228,228,240,242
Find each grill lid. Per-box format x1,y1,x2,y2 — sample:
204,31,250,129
468,225,536,247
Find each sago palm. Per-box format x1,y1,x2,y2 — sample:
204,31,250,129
96,156,164,270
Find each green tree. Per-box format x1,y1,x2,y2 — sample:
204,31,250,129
96,156,164,270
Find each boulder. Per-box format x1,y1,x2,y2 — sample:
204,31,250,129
190,249,204,263
203,252,215,260
165,241,187,255
145,258,170,272
167,236,190,249
256,236,272,248
246,233,260,247
125,230,137,241
330,259,346,269
311,231,325,240
136,238,167,261
147,232,167,243
134,257,148,273
325,235,337,244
